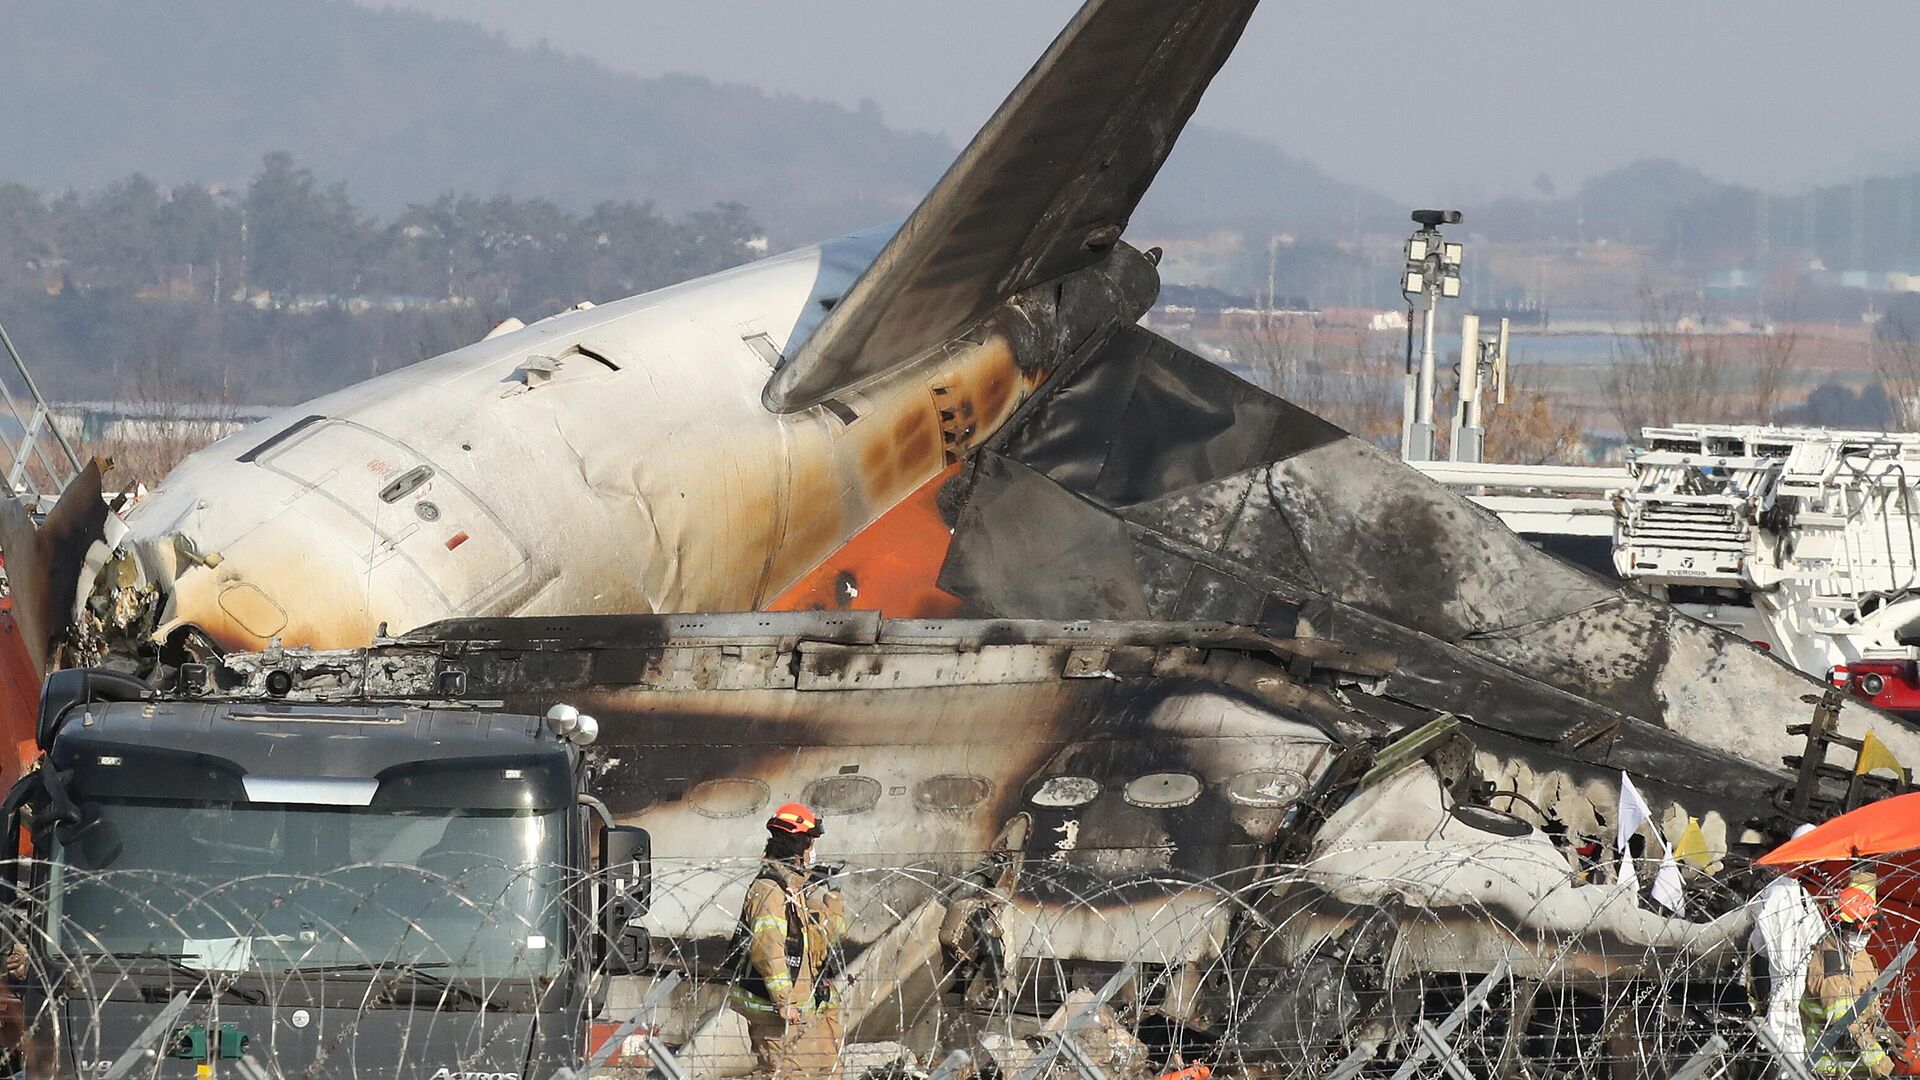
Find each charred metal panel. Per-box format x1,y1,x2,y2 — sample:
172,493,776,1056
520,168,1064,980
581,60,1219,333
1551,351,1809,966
0,459,108,676
940,324,1913,798
991,324,1346,508
940,454,1151,621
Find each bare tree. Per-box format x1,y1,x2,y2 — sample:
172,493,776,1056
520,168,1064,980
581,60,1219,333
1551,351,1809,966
1230,313,1324,406
1748,320,1799,426
1484,374,1585,465
79,350,237,490
1872,306,1920,430
1230,317,1403,446
1601,286,1732,437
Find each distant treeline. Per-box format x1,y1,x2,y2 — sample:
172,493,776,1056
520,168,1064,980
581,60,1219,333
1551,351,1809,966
0,153,763,403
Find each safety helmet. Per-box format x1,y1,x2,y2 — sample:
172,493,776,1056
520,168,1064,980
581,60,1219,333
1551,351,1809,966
1836,885,1879,925
768,802,824,838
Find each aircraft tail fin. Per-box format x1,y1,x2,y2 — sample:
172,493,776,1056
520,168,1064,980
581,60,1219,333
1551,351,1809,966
763,0,1259,413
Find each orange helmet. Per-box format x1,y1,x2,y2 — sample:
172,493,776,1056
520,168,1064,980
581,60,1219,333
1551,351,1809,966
768,802,823,838
1836,885,1879,925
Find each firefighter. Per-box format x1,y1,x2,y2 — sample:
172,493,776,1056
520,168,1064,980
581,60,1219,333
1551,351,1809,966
729,802,848,1080
1803,875,1898,1077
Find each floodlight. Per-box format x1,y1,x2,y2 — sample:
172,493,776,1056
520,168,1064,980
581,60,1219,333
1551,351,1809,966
1443,242,1463,267
1403,271,1424,294
1441,275,1461,298
1406,237,1429,262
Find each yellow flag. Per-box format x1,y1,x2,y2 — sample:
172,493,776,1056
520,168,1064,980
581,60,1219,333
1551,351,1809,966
1673,817,1714,872
1857,729,1904,777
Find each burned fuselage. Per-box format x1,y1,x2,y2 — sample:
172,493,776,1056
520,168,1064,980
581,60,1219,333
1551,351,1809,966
196,612,1770,1061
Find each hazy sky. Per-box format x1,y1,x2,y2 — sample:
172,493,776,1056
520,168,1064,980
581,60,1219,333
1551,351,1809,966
363,2,1920,204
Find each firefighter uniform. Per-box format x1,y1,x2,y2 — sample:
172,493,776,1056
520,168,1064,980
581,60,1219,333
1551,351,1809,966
729,804,848,1080
1802,884,1896,1077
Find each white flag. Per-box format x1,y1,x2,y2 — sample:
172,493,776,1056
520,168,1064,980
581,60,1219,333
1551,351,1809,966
1651,848,1685,914
1617,771,1652,852
1617,771,1686,913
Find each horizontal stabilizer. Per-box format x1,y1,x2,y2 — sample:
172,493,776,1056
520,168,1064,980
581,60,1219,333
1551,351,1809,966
764,0,1260,413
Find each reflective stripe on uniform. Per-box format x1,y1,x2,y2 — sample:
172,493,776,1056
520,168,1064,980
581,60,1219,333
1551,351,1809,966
729,984,832,1016
1803,997,1856,1023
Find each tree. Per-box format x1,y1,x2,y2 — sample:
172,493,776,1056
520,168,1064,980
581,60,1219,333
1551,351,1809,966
245,152,371,298
1873,294,1920,428
0,184,53,280
1601,286,1732,437
1229,317,1402,446
154,183,235,295
55,173,165,290
1484,378,1585,464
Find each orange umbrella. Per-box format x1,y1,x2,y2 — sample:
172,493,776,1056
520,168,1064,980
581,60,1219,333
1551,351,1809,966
1758,792,1920,866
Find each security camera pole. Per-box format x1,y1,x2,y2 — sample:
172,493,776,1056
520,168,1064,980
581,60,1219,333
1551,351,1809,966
1400,209,1463,462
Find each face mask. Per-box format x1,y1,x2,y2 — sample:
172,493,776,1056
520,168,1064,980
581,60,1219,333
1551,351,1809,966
1845,930,1871,952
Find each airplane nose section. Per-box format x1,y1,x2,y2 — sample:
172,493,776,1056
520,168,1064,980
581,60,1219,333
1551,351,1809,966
148,502,396,653
121,420,540,655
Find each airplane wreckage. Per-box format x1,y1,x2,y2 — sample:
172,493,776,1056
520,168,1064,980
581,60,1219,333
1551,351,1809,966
1,0,1916,1071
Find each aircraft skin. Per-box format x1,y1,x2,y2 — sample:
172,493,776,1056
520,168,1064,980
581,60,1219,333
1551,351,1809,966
113,229,1153,657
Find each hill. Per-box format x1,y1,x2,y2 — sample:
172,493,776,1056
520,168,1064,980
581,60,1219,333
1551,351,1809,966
1,0,1396,246
2,0,950,243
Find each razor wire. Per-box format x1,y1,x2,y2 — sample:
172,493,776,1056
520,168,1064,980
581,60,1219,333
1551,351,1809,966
0,844,1908,1078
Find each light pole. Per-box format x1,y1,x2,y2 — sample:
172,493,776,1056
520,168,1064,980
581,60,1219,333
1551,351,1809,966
1400,209,1462,462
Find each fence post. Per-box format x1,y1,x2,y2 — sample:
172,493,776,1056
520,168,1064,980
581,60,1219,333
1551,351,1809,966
553,970,686,1080
1413,1020,1479,1080
1386,956,1513,1080
1012,962,1138,1080
1669,1034,1728,1080
1750,1019,1820,1080
101,991,193,1080
1323,1039,1379,1080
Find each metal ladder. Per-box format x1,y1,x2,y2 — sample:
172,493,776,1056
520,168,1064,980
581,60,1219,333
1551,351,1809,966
0,315,81,510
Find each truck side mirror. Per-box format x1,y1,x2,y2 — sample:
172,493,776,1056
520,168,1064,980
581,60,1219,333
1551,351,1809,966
601,825,651,913
599,825,651,972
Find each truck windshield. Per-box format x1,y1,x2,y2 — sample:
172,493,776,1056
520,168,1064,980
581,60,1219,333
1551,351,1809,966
47,798,565,979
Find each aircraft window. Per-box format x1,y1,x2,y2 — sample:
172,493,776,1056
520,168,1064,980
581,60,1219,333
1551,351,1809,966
1123,772,1202,808
378,464,434,504
1030,776,1100,808
803,775,881,815
742,332,784,368
1225,768,1306,807
914,775,990,812
687,777,769,819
